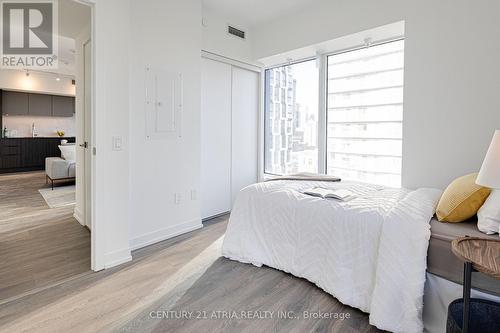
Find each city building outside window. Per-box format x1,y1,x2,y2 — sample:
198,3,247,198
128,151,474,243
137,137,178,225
263,39,404,187
326,40,404,187
264,59,319,175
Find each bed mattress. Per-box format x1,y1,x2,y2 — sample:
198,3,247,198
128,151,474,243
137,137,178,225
428,217,499,295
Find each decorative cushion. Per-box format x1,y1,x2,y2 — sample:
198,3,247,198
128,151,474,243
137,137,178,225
59,145,76,162
477,190,500,235
436,173,491,222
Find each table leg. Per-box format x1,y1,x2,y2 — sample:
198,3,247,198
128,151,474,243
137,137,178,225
463,261,472,333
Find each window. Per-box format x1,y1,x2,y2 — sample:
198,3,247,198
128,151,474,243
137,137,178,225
326,40,404,187
263,39,404,187
264,59,319,175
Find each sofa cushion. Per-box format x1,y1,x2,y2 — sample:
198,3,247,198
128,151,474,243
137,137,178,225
59,145,76,162
45,157,73,180
68,162,76,178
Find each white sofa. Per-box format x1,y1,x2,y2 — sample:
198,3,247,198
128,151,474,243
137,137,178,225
45,145,76,190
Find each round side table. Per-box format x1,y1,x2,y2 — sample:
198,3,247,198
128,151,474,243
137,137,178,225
451,236,500,333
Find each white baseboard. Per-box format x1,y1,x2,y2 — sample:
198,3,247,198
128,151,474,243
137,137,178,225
104,247,132,269
73,208,84,226
130,218,203,251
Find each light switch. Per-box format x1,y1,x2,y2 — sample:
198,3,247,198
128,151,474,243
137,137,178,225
112,136,123,151
174,193,181,204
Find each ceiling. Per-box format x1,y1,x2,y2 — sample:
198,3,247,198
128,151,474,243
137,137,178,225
259,21,405,66
2,1,88,77
59,0,91,39
55,0,91,75
202,0,316,27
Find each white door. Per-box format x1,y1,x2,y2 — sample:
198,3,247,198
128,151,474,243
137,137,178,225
201,58,232,219
231,67,259,202
83,40,92,229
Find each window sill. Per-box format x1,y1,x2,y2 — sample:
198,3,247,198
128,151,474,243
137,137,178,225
260,173,282,182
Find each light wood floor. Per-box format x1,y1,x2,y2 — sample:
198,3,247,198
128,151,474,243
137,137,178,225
0,171,90,301
0,212,381,333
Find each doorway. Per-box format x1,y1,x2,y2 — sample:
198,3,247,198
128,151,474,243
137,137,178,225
0,0,93,301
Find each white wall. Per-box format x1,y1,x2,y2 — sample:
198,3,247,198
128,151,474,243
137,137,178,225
93,0,132,269
0,70,75,95
91,0,204,269
202,7,254,63
252,0,500,190
128,0,202,250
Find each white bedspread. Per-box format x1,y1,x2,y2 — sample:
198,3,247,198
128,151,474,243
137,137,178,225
222,180,442,333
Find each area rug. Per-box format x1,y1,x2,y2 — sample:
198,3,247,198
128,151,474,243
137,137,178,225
38,185,76,208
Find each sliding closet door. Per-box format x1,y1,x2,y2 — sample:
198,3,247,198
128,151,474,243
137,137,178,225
201,58,232,219
231,66,259,203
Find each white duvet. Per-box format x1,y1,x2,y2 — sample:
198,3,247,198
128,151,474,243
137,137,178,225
222,180,442,333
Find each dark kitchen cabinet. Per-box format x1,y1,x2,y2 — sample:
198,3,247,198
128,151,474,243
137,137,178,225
0,139,21,169
52,96,75,117
0,137,75,173
1,91,75,118
21,139,48,167
2,91,29,116
28,93,52,116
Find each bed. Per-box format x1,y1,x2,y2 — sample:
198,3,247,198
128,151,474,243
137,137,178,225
428,217,499,294
222,180,442,333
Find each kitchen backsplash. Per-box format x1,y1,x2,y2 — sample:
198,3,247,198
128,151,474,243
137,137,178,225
2,115,75,137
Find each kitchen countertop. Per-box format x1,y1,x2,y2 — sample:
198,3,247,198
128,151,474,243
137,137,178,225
1,137,75,139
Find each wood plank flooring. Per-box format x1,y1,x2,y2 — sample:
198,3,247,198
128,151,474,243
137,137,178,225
0,213,381,333
0,171,90,301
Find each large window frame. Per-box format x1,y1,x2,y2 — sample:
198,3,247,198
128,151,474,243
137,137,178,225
262,38,405,187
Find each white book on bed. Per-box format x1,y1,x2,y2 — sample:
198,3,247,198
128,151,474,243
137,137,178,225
303,187,354,200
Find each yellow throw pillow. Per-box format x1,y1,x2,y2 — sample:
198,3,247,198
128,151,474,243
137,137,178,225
436,173,491,222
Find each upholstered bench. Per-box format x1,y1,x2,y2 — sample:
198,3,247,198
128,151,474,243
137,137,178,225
45,157,75,190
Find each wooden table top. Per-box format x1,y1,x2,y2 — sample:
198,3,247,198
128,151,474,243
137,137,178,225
451,237,500,279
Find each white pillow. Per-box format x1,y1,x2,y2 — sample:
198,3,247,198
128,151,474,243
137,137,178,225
477,189,500,235
59,145,76,162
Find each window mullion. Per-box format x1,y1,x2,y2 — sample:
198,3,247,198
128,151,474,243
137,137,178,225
317,53,328,174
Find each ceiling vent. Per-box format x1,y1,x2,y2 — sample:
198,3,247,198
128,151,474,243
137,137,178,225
228,25,245,39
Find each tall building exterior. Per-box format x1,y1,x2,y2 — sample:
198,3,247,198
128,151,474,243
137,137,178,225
264,66,296,175
264,65,318,175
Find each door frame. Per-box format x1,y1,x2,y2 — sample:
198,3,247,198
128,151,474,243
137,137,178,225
73,0,101,271
82,39,92,230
